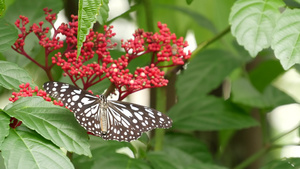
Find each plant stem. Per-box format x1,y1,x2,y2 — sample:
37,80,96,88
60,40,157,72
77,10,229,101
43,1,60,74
233,123,300,169
270,123,300,143
154,87,167,151
143,0,154,32
233,147,268,169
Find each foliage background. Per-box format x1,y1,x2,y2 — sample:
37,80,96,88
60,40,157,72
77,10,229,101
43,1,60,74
0,0,300,169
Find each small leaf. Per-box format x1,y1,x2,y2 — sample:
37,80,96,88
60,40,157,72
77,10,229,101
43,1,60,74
229,0,284,56
261,158,300,169
169,96,259,131
77,0,102,57
271,8,300,69
1,127,74,169
176,50,241,100
0,19,17,52
0,60,36,90
4,97,91,156
0,110,10,147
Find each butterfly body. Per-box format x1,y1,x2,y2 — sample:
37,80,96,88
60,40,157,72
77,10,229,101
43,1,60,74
43,81,172,142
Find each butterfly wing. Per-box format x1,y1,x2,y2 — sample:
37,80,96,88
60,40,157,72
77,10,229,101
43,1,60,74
43,81,104,136
103,100,172,142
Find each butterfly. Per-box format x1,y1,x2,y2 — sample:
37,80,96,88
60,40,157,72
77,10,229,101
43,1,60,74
43,81,172,142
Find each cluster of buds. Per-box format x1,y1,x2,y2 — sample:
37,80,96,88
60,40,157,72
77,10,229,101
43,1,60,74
8,83,64,128
9,83,63,106
11,8,191,101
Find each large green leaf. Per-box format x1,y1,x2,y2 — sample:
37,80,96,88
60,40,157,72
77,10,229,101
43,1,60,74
1,127,74,169
186,162,228,169
147,147,228,169
164,133,212,162
0,19,18,52
77,0,107,57
74,136,147,169
231,78,295,108
229,0,284,56
271,8,300,69
249,60,284,92
0,111,10,147
4,97,91,157
147,151,182,169
168,96,258,131
260,158,300,169
176,49,241,100
0,60,36,90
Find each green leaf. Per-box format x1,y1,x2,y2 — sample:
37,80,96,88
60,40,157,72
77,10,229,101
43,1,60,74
176,49,241,100
186,162,228,169
0,60,36,90
77,0,102,57
87,78,110,95
229,0,284,56
0,19,17,52
0,111,10,147
147,146,228,169
168,96,258,131
249,60,284,92
162,5,217,33
74,136,148,169
271,8,300,69
186,0,193,5
97,0,109,25
4,97,91,157
260,158,300,169
164,133,212,162
232,78,295,108
147,151,182,169
1,127,74,169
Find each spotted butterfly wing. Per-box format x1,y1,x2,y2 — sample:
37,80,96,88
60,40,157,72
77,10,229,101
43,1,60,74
43,81,172,142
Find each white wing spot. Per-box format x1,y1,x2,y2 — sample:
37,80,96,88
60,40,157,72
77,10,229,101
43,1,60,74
130,104,139,111
132,119,138,123
111,101,126,108
72,95,79,101
74,89,82,94
81,97,94,105
121,108,133,117
134,112,143,120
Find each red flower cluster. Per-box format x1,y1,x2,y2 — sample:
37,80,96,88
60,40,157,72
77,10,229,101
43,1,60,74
9,83,63,106
8,83,63,128
11,8,191,101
